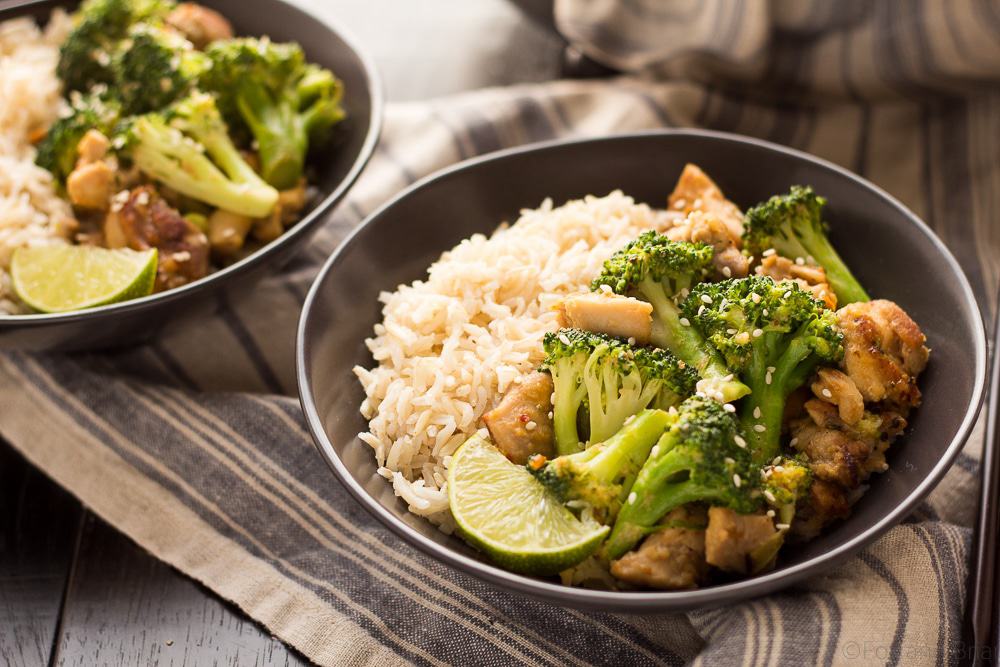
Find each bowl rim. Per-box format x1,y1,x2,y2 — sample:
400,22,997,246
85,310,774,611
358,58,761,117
0,0,383,326
296,128,987,611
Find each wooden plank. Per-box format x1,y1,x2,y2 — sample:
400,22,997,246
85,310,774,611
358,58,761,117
51,514,307,667
0,441,83,667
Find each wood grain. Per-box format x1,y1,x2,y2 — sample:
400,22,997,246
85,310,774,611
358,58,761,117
0,444,82,667
50,514,307,666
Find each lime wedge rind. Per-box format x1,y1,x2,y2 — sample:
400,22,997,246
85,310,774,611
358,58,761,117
449,436,609,576
11,245,158,313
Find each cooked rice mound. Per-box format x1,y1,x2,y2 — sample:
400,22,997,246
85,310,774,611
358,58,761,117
354,191,673,527
0,11,75,314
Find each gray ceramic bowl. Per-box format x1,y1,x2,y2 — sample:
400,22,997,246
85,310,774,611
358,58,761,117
297,130,987,612
0,0,381,350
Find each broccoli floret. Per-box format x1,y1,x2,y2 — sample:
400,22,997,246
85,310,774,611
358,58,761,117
761,456,812,527
113,23,208,114
527,409,672,524
683,275,844,464
541,328,697,456
123,93,278,217
602,395,758,561
201,37,345,189
743,186,870,305
57,0,173,92
591,232,750,403
35,93,120,183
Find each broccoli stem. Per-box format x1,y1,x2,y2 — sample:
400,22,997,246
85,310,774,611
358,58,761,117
602,432,715,561
551,361,586,456
641,276,750,402
740,336,814,464
584,409,671,484
236,86,307,191
801,234,869,305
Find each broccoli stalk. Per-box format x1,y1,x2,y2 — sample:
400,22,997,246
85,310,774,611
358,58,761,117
743,185,870,305
542,328,698,456
527,409,672,525
591,232,750,403
126,93,278,217
201,38,345,190
684,276,844,464
602,396,757,561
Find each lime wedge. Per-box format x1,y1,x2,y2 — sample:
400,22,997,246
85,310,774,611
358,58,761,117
449,436,609,575
11,245,158,313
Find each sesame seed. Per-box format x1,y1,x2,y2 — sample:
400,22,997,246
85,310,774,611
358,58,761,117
723,403,736,413
722,266,732,277
766,509,776,517
821,388,833,399
700,294,713,304
695,391,706,398
753,406,761,419
763,248,777,257
765,372,772,385
753,424,766,432
783,291,792,299
776,523,791,531
628,492,637,504
751,293,761,304
550,392,557,403
764,490,777,503
795,257,805,266
732,474,742,488
599,284,612,293
627,337,636,345
697,305,706,316
547,411,553,419
680,317,691,326
734,435,747,448
789,437,799,447
558,333,571,345
477,427,489,439
525,421,537,431
725,457,735,465
762,309,769,316
650,445,660,457
747,255,755,264
774,465,785,472
772,456,782,465
668,406,679,415
767,366,776,373
727,328,737,335
752,328,763,338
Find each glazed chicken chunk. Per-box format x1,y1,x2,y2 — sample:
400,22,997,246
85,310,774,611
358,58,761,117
790,478,852,542
666,210,749,279
104,186,210,291
482,371,555,464
810,368,864,425
166,2,234,48
610,506,707,590
66,129,115,211
837,300,929,409
755,254,837,309
704,507,780,575
667,163,745,241
555,292,653,344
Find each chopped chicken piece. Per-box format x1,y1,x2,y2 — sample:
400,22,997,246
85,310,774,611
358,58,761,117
811,368,864,425
166,2,234,48
207,209,253,257
666,210,749,279
837,300,929,409
104,186,210,291
610,506,707,590
704,507,779,575
555,292,653,344
667,163,745,241
790,478,851,541
482,372,555,464
755,255,837,309
76,129,109,164
791,399,906,487
67,161,114,210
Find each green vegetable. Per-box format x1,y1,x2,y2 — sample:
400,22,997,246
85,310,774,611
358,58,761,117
113,23,208,114
591,231,750,403
683,275,844,464
123,93,278,217
603,395,757,561
527,409,673,525
201,37,345,189
761,455,812,527
541,328,698,456
743,185,869,305
35,93,120,183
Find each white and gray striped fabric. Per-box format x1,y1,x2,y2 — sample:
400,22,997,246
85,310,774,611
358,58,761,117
3,2,999,665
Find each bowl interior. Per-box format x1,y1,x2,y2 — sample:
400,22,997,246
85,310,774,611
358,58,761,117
300,131,984,609
0,0,380,349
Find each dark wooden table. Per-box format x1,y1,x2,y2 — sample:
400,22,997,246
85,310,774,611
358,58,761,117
0,2,563,664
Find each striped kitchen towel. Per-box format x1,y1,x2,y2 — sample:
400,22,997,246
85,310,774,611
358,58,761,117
3,1,999,665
